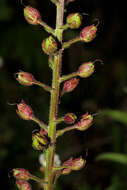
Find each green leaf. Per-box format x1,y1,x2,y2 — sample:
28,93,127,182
96,152,127,165
102,110,127,124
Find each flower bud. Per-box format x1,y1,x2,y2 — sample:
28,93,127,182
16,180,32,190
61,78,79,96
13,168,31,181
15,71,36,86
78,62,94,78
64,113,77,124
24,6,41,25
76,113,93,131
80,24,97,42
71,157,86,170
62,157,73,175
62,156,85,175
42,36,58,55
66,13,82,29
16,100,34,120
32,132,49,150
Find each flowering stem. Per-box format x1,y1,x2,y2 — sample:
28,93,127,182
44,1,65,190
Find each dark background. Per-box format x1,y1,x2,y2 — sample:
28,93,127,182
0,0,127,190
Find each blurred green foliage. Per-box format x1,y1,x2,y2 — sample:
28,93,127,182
0,0,127,190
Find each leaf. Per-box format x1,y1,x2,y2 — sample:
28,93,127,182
96,152,127,165
102,110,127,124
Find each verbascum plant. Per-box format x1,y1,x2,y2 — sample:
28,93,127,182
12,1,100,190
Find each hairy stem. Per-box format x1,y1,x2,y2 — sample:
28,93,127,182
44,1,65,190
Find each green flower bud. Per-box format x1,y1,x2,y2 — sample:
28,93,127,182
32,133,49,150
41,36,58,55
24,6,41,25
78,62,94,78
66,13,82,29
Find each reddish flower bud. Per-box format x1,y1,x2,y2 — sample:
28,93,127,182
16,100,34,120
76,113,93,131
40,129,48,136
66,13,82,29
42,36,58,55
64,113,77,124
71,157,86,170
13,168,31,181
80,25,97,42
62,157,73,174
32,132,49,150
62,157,85,175
15,71,36,86
16,180,32,190
61,78,79,96
78,62,94,78
24,6,41,25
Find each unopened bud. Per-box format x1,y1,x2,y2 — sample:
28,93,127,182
62,157,73,175
78,62,94,78
15,71,36,86
64,113,77,124
42,36,58,55
66,13,82,29
13,168,31,181
71,157,86,170
80,25,97,42
61,78,79,96
24,6,41,25
62,156,85,175
16,180,32,190
32,132,49,150
16,100,34,120
76,113,93,131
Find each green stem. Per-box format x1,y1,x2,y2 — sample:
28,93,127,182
34,81,52,92
32,116,48,131
56,125,76,137
62,36,80,49
60,72,78,82
38,20,55,36
44,1,65,190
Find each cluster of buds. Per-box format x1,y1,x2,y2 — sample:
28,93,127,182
11,2,101,189
62,157,86,175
